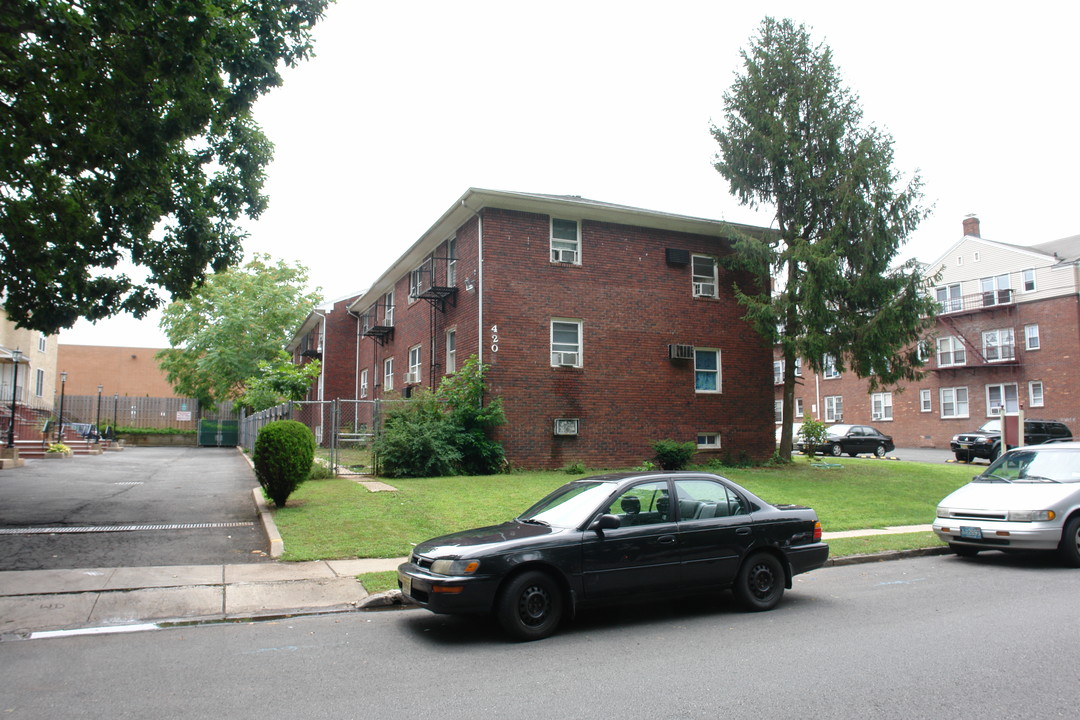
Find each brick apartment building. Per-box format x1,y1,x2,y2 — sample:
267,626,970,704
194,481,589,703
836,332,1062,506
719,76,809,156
777,217,1080,450
56,345,178,398
315,188,776,469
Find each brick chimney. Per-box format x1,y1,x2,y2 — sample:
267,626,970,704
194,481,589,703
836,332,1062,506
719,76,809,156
963,215,980,237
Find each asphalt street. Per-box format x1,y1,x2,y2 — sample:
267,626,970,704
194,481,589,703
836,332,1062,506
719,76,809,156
0,447,270,570
2,553,1078,719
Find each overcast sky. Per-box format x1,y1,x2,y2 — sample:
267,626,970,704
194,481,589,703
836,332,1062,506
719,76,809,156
60,0,1080,348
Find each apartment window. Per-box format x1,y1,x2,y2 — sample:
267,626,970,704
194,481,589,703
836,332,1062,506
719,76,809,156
823,354,839,379
1024,324,1040,350
983,328,1015,362
694,348,721,393
383,358,394,392
1022,268,1036,292
774,400,783,423
920,389,932,413
794,398,804,417
824,395,843,422
973,251,980,262
871,392,893,421
550,218,580,264
986,383,1019,415
1029,381,1044,408
383,290,395,326
936,336,966,367
696,432,720,449
773,361,783,385
691,255,717,298
34,368,45,397
407,345,422,384
980,274,1012,306
409,260,428,300
551,319,582,367
447,237,457,286
935,283,962,314
445,328,457,373
940,387,969,418
359,369,368,399
793,357,802,377
38,333,47,352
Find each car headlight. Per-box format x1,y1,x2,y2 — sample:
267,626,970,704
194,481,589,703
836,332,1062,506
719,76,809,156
936,507,951,518
1006,510,1056,522
976,437,992,445
429,558,481,576
951,435,960,443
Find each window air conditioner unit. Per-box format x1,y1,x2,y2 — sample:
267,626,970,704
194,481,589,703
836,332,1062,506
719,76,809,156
693,282,715,297
990,406,1003,416
668,344,695,360
552,249,578,264
554,352,579,367
403,371,420,385
872,413,883,421
554,419,580,436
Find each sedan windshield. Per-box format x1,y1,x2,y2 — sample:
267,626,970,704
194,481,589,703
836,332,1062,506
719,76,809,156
977,449,1080,483
517,482,617,528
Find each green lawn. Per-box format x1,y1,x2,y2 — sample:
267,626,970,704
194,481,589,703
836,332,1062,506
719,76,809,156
271,458,973,562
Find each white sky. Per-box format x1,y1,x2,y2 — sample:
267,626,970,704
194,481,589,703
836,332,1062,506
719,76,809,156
61,0,1080,348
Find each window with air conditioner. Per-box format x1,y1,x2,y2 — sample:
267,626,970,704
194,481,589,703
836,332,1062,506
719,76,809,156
940,387,968,418
983,328,1015,362
824,395,843,422
691,255,717,298
550,218,580,265
985,383,1018,416
871,392,893,421
936,336,966,367
695,348,721,393
551,319,582,367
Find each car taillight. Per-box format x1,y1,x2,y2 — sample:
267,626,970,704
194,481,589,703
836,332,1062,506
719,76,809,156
813,521,822,542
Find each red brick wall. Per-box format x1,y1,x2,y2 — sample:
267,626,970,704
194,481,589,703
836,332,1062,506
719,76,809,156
776,293,1080,448
57,345,177,397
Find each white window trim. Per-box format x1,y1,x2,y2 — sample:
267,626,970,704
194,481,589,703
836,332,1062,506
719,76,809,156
920,389,932,413
1028,381,1045,408
982,328,1015,363
794,398,803,417
445,328,457,374
34,368,45,397
383,290,395,326
871,392,893,422
696,432,721,449
824,395,842,422
359,369,368,399
407,345,422,385
550,318,583,367
823,355,839,379
691,254,718,298
38,333,47,352
383,358,394,392
694,348,722,394
447,237,457,287
1024,324,1040,351
550,218,581,265
935,283,962,314
985,383,1019,416
940,387,969,419
936,336,966,368
1022,268,1037,292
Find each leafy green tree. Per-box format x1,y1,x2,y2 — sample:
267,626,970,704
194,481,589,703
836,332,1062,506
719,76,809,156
711,17,938,458
0,0,330,334
156,254,321,409
238,350,322,413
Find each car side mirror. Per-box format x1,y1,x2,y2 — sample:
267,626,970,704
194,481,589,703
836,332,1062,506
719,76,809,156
589,514,621,532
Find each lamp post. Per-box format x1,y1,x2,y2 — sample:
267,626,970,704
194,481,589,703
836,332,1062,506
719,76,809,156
56,371,67,442
95,385,103,443
113,393,118,434
6,348,21,449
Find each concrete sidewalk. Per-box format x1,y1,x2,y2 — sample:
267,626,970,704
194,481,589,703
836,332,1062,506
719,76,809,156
0,557,405,639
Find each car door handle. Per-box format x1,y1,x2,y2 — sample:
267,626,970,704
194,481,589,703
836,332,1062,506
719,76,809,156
657,535,677,544
736,528,752,536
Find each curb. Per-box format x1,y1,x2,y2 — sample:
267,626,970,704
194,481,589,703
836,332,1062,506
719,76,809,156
825,545,951,567
237,447,284,559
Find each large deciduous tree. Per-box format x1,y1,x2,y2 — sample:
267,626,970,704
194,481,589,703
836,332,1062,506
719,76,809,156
711,17,938,458
0,0,329,334
156,254,321,410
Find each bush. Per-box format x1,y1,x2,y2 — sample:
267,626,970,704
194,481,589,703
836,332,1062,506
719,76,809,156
254,420,315,507
799,415,830,461
651,439,697,471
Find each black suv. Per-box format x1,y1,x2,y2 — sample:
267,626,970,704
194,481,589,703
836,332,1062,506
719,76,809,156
951,419,1072,462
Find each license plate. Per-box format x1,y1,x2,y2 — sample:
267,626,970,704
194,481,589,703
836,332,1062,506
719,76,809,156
960,526,983,539
400,574,412,597
959,443,971,449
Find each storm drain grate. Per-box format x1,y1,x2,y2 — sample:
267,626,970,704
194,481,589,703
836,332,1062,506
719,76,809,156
0,522,255,535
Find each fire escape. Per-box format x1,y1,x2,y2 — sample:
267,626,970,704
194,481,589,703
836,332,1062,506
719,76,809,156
934,288,1022,373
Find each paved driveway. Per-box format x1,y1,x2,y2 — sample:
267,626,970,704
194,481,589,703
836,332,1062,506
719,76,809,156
0,447,270,571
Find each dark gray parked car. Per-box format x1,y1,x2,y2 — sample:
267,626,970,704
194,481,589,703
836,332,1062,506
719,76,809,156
951,419,1071,462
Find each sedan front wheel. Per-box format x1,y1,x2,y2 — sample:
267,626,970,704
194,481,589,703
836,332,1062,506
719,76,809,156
733,552,785,611
1058,516,1080,568
495,570,564,641
830,444,843,457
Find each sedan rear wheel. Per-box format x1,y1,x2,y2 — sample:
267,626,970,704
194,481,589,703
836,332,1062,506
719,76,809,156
874,444,887,458
733,552,785,611
1058,516,1080,568
830,444,843,457
495,570,563,641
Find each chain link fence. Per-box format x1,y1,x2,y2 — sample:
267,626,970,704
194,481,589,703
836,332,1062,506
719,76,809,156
239,399,401,476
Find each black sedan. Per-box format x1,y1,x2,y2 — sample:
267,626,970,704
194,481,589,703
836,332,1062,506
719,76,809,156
796,424,895,458
398,471,829,641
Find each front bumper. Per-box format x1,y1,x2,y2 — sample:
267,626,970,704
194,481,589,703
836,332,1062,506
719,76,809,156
397,562,501,615
933,520,1063,551
950,441,994,458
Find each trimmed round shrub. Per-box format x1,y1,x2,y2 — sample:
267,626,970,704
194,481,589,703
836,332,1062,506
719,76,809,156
254,420,315,508
651,438,697,471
